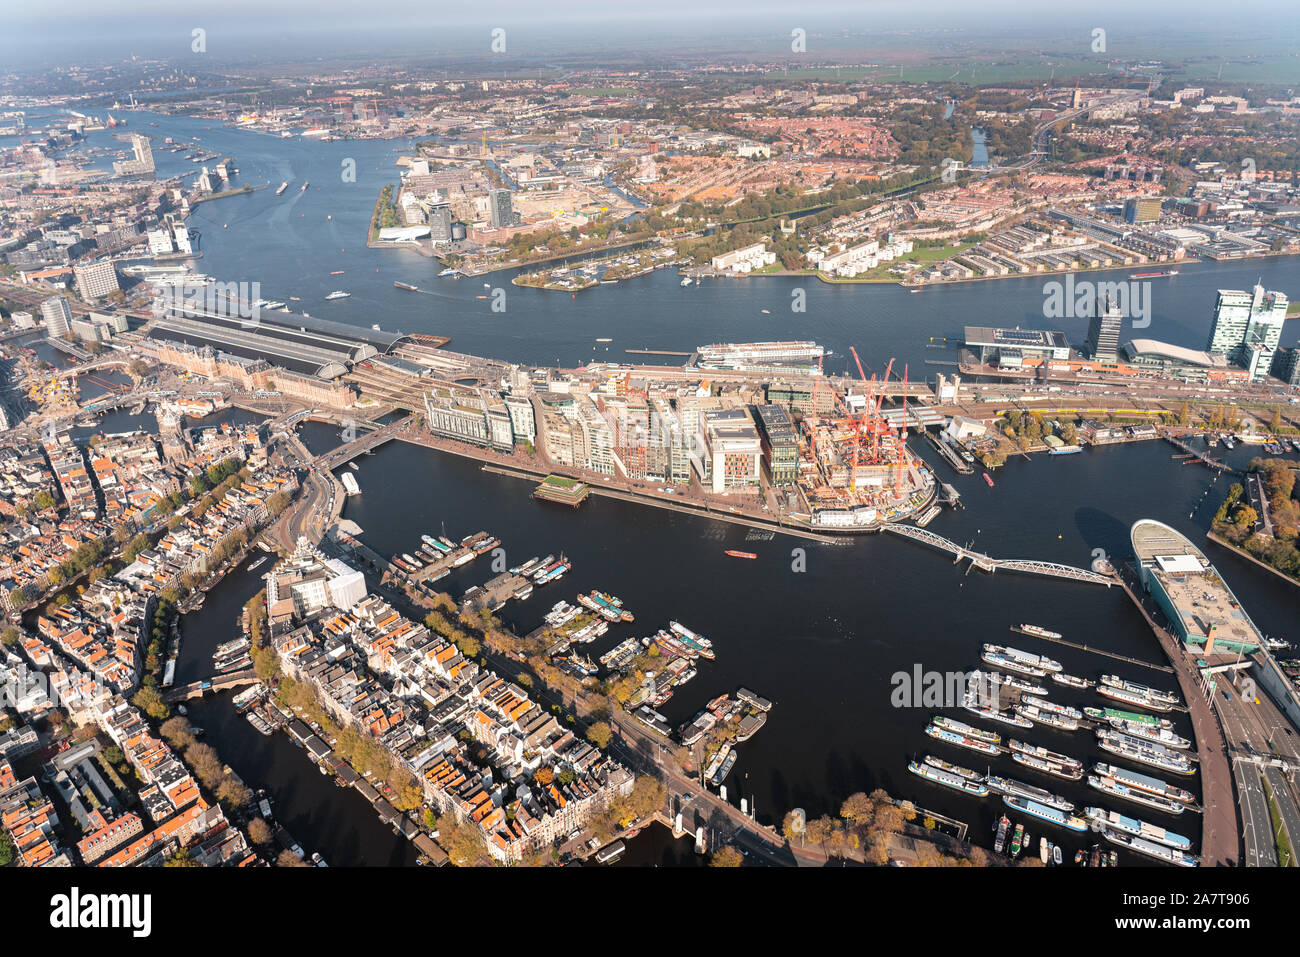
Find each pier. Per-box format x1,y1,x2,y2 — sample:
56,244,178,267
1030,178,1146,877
884,525,1115,585
922,431,973,475
1162,432,1236,474
463,572,532,613
1008,625,1172,674
1115,563,1241,867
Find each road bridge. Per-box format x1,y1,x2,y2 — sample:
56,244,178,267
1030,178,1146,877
310,414,416,468
163,668,258,703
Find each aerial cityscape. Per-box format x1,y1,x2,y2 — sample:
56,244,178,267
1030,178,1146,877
0,0,1297,925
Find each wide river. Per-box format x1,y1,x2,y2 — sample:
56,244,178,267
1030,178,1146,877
56,109,1300,864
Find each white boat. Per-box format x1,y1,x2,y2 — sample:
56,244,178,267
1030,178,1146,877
324,290,351,300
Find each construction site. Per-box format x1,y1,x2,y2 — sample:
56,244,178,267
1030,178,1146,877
798,348,936,527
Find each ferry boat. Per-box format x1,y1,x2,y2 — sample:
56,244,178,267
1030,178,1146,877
908,760,990,796
1096,730,1196,775
710,749,738,787
926,722,1000,756
971,670,1046,696
923,755,984,781
324,290,351,300
544,600,580,627
1021,696,1083,721
703,743,733,785
600,637,641,669
533,558,571,584
993,815,1009,854
932,716,1001,745
1093,763,1196,804
232,685,264,712
981,648,1048,678
984,644,1063,674
1019,624,1062,640
1015,704,1080,731
668,621,714,659
214,637,250,659
276,181,288,195
394,281,419,292
248,556,268,572
424,535,454,554
1107,719,1191,750
1129,270,1179,280
578,591,634,623
915,505,942,528
1097,685,1176,713
963,697,1034,729
1086,807,1192,851
1051,672,1093,689
1008,739,1082,770
1013,752,1083,781
1085,706,1170,728
1002,795,1088,832
247,711,273,735
984,775,1074,811
1100,674,1180,706
1103,829,1197,866
1087,774,1187,814
724,549,758,559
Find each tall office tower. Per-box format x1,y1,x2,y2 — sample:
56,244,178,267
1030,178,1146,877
1206,285,1289,381
112,134,155,177
41,296,72,337
74,260,120,301
427,202,453,242
488,188,513,228
1085,292,1124,362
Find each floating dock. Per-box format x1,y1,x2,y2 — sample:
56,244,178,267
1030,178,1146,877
533,474,590,507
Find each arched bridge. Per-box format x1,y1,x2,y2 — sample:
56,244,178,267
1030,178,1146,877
163,669,259,703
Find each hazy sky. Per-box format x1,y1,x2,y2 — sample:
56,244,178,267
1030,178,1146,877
2,1,1297,71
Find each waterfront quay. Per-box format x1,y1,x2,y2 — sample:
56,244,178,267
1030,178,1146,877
1116,562,1241,867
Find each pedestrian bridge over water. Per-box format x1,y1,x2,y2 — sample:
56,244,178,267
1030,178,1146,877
884,525,1114,586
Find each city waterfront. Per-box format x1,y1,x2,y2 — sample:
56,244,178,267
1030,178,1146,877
157,416,1295,864
11,106,1300,870
97,108,1300,864
40,108,1295,376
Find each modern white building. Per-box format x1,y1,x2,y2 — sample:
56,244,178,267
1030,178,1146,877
147,228,174,256
702,409,761,494
73,261,120,301
40,296,72,337
1206,284,1289,381
710,243,776,273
